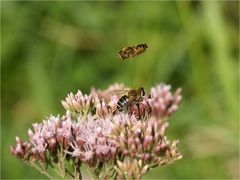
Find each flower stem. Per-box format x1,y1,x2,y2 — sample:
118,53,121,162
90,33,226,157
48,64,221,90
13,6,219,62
85,166,98,180
65,167,75,178
73,159,82,180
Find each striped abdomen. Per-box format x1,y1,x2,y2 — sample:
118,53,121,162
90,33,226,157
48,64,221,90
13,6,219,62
116,95,129,111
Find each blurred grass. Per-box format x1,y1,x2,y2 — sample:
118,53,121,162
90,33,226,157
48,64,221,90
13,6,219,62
1,1,239,179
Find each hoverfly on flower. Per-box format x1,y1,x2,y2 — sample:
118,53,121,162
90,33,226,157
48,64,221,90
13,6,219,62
109,87,145,113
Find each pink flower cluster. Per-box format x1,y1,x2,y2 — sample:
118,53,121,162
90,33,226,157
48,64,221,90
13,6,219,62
10,83,182,179
149,84,182,118
68,115,118,165
10,113,73,161
10,113,118,165
110,115,182,179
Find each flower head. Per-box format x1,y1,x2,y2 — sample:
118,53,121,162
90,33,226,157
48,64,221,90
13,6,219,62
62,90,96,116
28,123,47,154
70,114,118,166
148,84,182,118
10,83,182,179
56,112,73,147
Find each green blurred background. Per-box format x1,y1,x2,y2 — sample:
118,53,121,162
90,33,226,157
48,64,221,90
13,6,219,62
1,1,239,179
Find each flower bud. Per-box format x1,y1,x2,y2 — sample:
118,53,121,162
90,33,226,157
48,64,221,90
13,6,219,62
141,165,149,174
61,100,69,110
16,136,22,144
48,138,56,150
9,145,16,155
146,125,152,136
15,144,24,157
128,137,135,146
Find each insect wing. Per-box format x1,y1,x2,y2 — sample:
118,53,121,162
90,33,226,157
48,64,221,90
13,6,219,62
108,89,129,97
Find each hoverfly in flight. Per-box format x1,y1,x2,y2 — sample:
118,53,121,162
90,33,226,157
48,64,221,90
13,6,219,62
118,43,148,60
